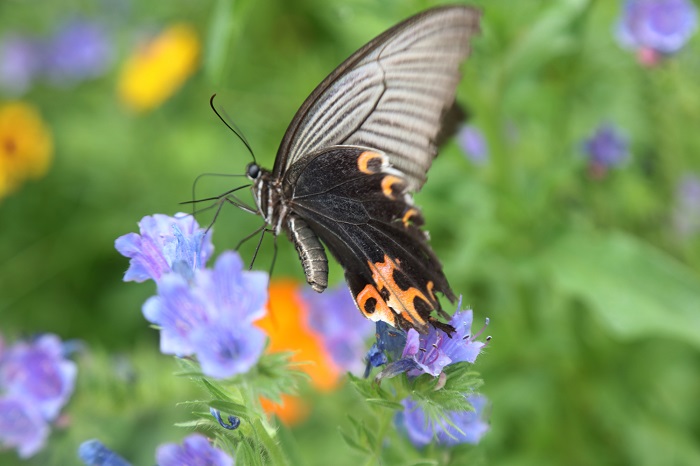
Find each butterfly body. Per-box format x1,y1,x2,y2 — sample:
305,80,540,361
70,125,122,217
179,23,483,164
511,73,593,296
245,6,481,334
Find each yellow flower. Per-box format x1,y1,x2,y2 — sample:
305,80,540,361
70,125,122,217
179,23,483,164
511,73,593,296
0,102,53,199
118,24,200,112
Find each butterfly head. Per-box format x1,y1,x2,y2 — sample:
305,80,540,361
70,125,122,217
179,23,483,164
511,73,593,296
246,162,261,180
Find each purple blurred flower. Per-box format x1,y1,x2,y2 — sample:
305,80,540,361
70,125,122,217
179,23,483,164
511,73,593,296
142,252,268,377
582,123,629,175
43,19,113,85
376,298,488,381
156,434,234,466
673,174,700,237
0,334,77,420
302,284,374,374
115,213,214,283
397,394,489,448
78,439,132,466
616,0,698,61
0,35,42,95
457,125,489,164
0,396,49,458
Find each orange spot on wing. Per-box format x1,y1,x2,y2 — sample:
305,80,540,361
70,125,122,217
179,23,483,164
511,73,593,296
363,255,435,329
357,151,384,174
356,283,396,325
426,280,437,302
402,208,419,228
381,175,404,199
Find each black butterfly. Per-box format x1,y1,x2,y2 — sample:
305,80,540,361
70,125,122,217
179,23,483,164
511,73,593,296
244,5,481,334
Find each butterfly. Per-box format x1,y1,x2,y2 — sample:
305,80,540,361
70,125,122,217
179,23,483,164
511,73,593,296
244,5,481,334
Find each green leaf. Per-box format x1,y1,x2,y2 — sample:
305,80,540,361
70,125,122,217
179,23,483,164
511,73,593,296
443,363,482,392
347,373,380,399
201,378,233,401
338,426,371,454
208,400,249,420
204,0,235,84
251,418,289,466
540,231,700,349
236,440,264,466
502,0,590,80
365,398,404,410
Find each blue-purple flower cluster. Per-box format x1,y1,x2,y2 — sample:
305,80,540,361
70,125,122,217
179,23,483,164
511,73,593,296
582,123,629,177
157,434,234,466
0,334,77,458
0,18,112,95
115,214,268,379
396,394,490,448
366,298,491,448
79,434,234,466
673,174,700,238
373,298,488,382
301,284,374,375
457,124,489,164
616,0,698,63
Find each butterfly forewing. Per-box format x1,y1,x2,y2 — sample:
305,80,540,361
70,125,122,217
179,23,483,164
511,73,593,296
274,5,481,192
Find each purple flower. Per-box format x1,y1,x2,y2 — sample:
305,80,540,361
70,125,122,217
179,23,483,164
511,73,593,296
43,19,113,85
142,252,268,377
115,213,214,283
191,323,266,378
582,123,629,175
78,439,132,466
457,125,489,164
302,284,374,374
673,174,700,237
364,321,407,377
156,434,234,466
0,334,77,420
0,396,49,458
0,35,42,95
397,394,489,448
616,0,698,59
376,299,488,381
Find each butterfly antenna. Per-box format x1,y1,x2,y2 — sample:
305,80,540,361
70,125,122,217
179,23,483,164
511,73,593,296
183,183,251,206
209,94,257,164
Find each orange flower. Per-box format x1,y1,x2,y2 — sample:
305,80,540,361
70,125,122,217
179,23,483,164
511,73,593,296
0,102,53,199
256,280,341,424
118,24,199,112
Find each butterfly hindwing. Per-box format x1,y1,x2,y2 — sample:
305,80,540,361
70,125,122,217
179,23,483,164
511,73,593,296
283,146,455,333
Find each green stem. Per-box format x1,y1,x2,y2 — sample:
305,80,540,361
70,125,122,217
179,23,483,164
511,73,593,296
363,407,393,466
241,381,290,466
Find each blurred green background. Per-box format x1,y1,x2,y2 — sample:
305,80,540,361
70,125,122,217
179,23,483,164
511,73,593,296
2,0,700,464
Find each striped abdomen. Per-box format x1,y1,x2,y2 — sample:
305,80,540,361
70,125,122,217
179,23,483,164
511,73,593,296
286,213,328,292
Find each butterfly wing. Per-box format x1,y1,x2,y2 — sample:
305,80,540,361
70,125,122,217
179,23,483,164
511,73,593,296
283,146,456,334
273,5,481,192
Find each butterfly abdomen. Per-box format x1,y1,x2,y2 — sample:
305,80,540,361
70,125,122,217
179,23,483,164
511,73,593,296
286,213,328,292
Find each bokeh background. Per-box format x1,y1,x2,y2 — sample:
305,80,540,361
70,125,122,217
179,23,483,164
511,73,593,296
2,0,700,464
